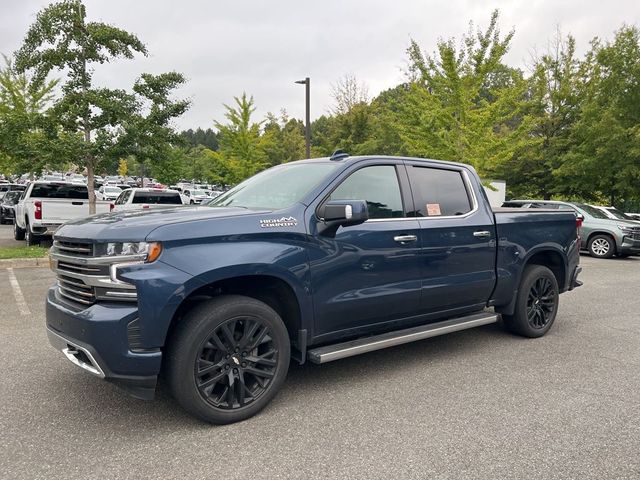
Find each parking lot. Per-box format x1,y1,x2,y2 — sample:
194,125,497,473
1,233,639,479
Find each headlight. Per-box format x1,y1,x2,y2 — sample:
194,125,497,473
100,241,162,262
617,225,634,233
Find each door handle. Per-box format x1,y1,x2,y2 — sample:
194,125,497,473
394,234,417,243
473,231,491,238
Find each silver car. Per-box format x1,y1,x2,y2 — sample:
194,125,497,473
503,200,640,258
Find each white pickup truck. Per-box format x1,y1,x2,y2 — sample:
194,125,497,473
14,181,111,245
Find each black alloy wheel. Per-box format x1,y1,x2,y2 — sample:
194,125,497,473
502,264,559,338
194,317,278,410
526,276,555,329
168,295,290,424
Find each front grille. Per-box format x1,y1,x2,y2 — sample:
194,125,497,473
57,275,96,306
57,261,106,276
51,238,138,308
54,240,94,256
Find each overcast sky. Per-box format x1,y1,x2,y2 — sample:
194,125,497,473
1,0,639,131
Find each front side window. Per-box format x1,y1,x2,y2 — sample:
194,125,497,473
407,166,472,217
330,165,404,219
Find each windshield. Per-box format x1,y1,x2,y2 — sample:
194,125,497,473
604,207,634,221
574,203,610,219
192,190,207,196
210,163,338,210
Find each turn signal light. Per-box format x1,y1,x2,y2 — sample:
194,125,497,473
147,242,163,263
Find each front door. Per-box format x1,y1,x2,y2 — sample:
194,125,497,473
308,163,422,337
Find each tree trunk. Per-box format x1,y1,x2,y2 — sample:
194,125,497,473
87,159,96,214
84,121,96,214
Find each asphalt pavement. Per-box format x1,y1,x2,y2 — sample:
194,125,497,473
0,229,639,479
0,220,19,248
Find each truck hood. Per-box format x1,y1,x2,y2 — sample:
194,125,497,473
54,206,269,243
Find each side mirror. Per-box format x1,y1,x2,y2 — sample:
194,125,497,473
317,199,368,236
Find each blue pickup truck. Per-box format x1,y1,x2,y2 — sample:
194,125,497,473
46,154,582,424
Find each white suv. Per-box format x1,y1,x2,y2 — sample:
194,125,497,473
112,188,184,212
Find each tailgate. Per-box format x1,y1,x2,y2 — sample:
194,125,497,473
41,199,92,222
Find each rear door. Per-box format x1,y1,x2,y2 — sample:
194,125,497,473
309,162,423,337
404,162,497,314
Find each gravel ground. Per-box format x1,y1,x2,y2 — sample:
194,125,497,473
0,240,638,479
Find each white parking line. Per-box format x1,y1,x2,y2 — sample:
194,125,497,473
7,267,31,316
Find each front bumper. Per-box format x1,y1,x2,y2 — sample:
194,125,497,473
619,236,640,255
46,287,161,399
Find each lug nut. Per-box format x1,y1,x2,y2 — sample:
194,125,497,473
241,362,247,368
235,347,239,352
241,351,247,357
225,365,230,370
233,368,238,374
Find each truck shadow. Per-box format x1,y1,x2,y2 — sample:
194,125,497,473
44,321,512,432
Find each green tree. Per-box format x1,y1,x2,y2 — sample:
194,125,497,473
399,10,527,175
212,93,267,184
115,72,190,179
0,56,61,175
496,32,581,199
14,0,147,212
558,26,640,206
261,110,306,166
180,128,219,150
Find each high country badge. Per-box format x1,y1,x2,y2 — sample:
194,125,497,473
259,216,298,228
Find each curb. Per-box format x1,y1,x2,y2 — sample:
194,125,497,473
0,255,49,269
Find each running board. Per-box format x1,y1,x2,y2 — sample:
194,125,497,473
307,311,499,364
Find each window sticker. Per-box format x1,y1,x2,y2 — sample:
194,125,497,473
426,203,441,216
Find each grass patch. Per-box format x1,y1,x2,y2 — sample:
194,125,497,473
0,245,49,260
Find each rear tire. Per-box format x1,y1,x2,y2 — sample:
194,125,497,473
502,265,559,338
167,295,290,424
13,220,25,240
588,234,615,259
24,223,40,246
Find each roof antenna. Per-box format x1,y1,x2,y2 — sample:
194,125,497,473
330,149,349,161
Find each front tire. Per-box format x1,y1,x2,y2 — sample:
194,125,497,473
588,234,615,259
167,295,290,424
502,265,559,338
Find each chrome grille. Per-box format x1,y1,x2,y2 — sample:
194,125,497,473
57,275,96,306
54,240,93,256
51,239,138,307
57,261,106,276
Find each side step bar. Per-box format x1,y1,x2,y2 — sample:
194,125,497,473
307,311,498,364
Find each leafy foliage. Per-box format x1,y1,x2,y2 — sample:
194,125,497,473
3,4,640,210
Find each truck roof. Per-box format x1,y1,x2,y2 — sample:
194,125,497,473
287,154,475,171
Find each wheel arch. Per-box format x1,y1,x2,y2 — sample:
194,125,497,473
496,246,567,316
164,271,307,356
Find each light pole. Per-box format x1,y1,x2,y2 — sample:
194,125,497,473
295,77,311,158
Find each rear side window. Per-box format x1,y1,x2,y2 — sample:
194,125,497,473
132,192,183,204
30,183,89,199
330,165,404,219
407,167,472,217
